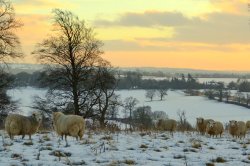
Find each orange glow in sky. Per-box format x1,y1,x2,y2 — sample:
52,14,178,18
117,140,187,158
12,0,250,71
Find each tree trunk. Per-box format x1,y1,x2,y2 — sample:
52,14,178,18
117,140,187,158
99,93,109,128
72,82,80,115
129,109,132,132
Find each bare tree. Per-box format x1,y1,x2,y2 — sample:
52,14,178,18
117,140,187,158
0,0,22,62
107,94,122,120
33,9,108,116
145,89,156,101
132,106,153,131
177,110,193,132
123,96,139,131
224,89,231,103
157,89,168,100
0,0,22,122
94,66,118,127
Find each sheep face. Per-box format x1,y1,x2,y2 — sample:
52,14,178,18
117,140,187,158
207,121,216,129
32,112,42,123
196,118,204,124
52,112,62,123
229,120,237,128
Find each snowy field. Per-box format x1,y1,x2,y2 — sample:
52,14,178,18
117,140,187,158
7,87,250,125
1,130,250,166
3,87,250,165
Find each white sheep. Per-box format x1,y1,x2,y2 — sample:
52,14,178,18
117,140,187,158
52,112,85,141
156,119,177,135
5,112,42,140
229,120,246,139
196,117,214,135
206,121,224,138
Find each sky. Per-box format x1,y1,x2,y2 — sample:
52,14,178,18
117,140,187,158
12,0,250,71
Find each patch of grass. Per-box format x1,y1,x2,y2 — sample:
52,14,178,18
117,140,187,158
71,161,86,165
46,143,53,146
127,147,135,150
161,137,170,140
39,146,53,151
123,159,136,165
139,133,147,137
42,135,51,141
160,134,170,140
231,139,237,142
242,144,247,149
242,159,250,164
80,139,96,145
101,135,113,140
109,145,119,151
11,153,22,159
154,149,162,152
206,163,215,166
178,140,184,143
49,150,71,157
161,146,168,150
140,144,148,149
245,139,250,145
173,155,186,159
208,146,215,150
108,160,136,166
23,141,33,146
231,147,239,150
183,148,197,153
211,157,227,163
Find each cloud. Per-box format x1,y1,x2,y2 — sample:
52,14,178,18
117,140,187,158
103,39,248,52
94,11,195,27
95,10,250,44
174,12,250,44
209,0,248,15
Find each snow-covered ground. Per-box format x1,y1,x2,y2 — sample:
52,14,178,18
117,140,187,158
3,87,250,165
0,131,250,166
7,87,250,125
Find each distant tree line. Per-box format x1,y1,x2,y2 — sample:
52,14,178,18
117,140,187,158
10,71,250,93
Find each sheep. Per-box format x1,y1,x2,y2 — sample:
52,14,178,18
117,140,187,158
156,119,177,135
246,121,250,130
229,120,246,139
5,112,42,140
52,112,85,141
206,121,224,138
196,117,214,135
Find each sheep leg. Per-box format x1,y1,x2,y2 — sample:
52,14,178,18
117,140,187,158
29,135,31,140
78,130,84,140
22,135,25,139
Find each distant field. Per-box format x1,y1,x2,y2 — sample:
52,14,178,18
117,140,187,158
8,87,250,125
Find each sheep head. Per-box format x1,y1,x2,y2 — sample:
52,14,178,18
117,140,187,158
196,117,204,124
229,120,237,128
207,121,216,129
32,112,43,123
